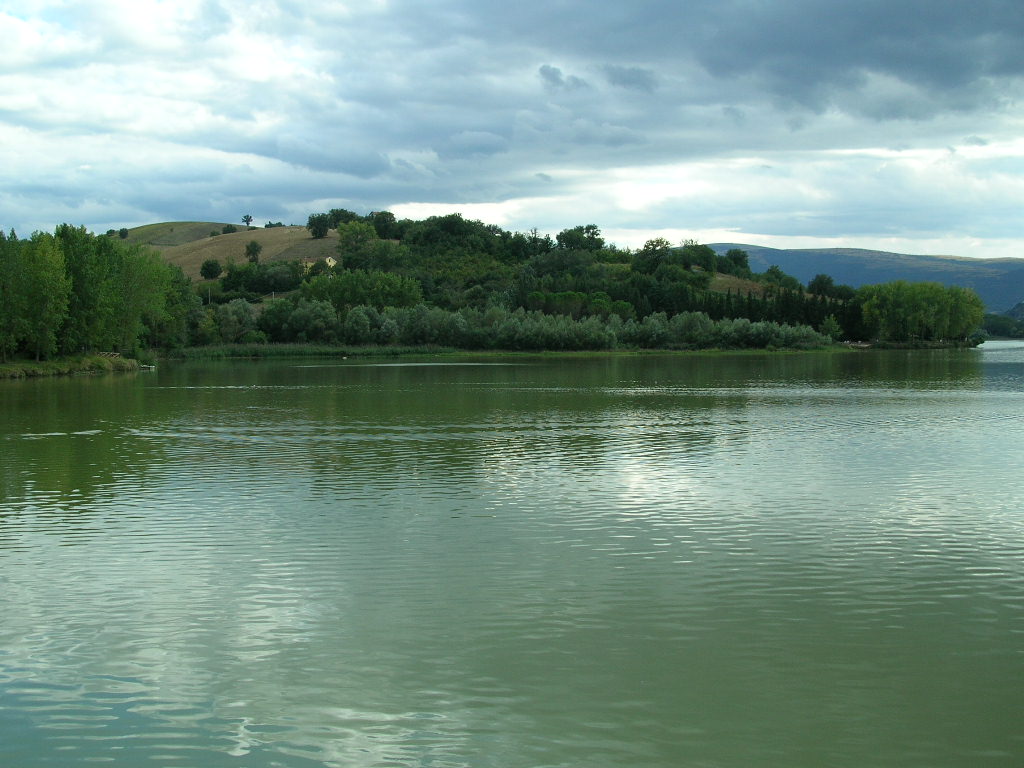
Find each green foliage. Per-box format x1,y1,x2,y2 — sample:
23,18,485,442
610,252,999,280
264,221,285,228
680,240,717,273
215,299,259,343
221,224,237,235
819,314,842,341
114,244,177,352
302,269,423,312
307,303,828,352
808,273,836,297
118,228,129,239
242,214,254,227
0,230,25,362
222,260,303,295
21,232,71,360
367,210,398,239
336,220,378,267
146,266,200,350
857,281,984,342
723,248,751,276
200,258,222,280
0,214,989,360
982,312,1024,338
761,264,803,291
259,298,339,344
306,213,331,239
556,224,604,251
245,240,263,263
56,224,119,354
632,238,672,273
327,208,362,228
0,354,139,379
526,289,634,320
403,213,503,257
0,225,200,359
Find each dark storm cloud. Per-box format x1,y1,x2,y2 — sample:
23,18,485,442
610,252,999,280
517,1,1015,93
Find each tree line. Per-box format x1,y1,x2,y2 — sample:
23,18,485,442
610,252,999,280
194,298,832,351
0,213,987,362
0,226,195,362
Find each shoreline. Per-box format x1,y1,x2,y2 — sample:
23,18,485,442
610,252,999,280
0,355,140,380
2,337,989,379
161,342,846,361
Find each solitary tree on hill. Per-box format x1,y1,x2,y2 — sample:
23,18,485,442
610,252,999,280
242,214,254,228
306,213,331,239
245,240,263,263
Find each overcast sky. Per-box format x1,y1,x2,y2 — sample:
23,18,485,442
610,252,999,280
2,0,1023,257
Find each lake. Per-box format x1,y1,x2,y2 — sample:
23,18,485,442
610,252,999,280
2,343,1023,767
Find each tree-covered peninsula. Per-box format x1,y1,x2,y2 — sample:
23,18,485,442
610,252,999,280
0,212,986,369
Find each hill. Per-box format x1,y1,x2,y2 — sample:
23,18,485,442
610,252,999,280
122,221,237,247
127,222,339,279
710,244,1024,311
126,223,1021,311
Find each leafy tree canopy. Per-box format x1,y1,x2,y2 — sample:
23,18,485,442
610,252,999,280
200,258,222,280
306,213,331,239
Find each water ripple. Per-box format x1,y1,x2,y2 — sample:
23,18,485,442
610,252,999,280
3,352,1024,766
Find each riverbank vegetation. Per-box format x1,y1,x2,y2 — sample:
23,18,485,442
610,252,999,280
0,212,986,366
0,354,139,379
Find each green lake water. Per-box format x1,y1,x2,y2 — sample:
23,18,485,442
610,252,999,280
2,343,1023,767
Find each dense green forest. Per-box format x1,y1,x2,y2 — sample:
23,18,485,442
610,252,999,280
0,212,987,363
0,226,193,362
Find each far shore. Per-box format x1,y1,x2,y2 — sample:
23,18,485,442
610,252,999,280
2,337,995,380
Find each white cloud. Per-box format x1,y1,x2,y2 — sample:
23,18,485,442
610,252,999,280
0,0,1022,260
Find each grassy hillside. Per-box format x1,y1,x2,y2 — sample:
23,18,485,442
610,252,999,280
122,221,236,247
130,223,340,279
709,272,772,297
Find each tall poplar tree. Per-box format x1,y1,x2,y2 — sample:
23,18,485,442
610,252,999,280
0,230,25,362
21,232,71,360
57,224,121,353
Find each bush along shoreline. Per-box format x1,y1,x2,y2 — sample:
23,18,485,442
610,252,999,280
0,354,141,379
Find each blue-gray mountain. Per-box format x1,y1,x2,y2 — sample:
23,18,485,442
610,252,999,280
710,244,1024,312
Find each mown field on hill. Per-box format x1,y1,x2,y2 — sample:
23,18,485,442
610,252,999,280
131,222,339,280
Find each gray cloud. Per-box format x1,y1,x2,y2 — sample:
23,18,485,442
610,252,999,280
0,0,1021,258
538,65,588,90
603,65,657,93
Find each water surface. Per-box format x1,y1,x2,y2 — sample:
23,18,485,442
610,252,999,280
2,343,1023,766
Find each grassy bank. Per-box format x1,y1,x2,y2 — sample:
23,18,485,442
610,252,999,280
869,339,983,349
164,343,458,359
0,355,141,379
164,342,857,362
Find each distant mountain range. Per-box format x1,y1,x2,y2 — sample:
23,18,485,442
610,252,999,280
710,244,1024,312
